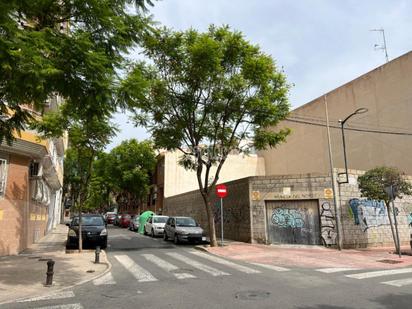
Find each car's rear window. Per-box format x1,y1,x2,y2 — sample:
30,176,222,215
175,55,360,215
72,216,104,226
153,216,168,223
176,217,197,227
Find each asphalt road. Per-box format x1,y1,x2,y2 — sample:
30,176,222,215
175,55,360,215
6,225,412,309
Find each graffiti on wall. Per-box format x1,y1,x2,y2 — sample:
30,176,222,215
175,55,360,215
213,203,243,225
348,198,389,232
320,202,336,245
271,208,305,228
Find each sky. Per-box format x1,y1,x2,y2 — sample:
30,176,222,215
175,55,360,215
106,0,412,150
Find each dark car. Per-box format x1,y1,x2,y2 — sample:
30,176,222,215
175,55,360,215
66,214,107,249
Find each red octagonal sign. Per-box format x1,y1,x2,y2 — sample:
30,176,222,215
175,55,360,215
216,184,228,198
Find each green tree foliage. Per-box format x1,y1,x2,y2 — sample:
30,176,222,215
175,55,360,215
0,0,154,144
89,139,156,212
358,166,412,254
120,25,290,246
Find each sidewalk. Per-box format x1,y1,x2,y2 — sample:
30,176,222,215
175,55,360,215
198,241,412,270
0,224,109,305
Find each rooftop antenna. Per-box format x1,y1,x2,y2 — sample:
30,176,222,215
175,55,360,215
370,28,389,63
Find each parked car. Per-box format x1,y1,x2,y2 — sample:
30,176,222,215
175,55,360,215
106,213,117,224
129,215,140,231
119,214,132,228
66,214,107,249
164,216,205,244
144,215,168,237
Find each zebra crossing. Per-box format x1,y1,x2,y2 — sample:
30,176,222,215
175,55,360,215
8,252,412,309
315,266,412,287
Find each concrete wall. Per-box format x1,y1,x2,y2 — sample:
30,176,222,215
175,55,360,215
163,151,265,197
259,51,412,176
164,170,412,248
163,178,252,242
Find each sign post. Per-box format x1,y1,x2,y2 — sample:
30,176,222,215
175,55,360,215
215,184,228,247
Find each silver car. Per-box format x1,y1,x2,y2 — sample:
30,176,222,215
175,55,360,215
164,216,206,244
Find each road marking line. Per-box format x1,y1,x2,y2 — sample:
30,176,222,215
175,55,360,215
346,268,412,279
33,304,83,309
249,262,290,272
142,254,196,279
166,252,230,277
382,278,412,287
190,251,260,274
316,267,360,273
93,271,116,285
114,255,157,282
17,291,75,303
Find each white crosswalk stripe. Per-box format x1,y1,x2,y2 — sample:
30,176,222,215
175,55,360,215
17,291,75,303
115,255,158,282
346,267,412,279
382,277,412,287
142,254,196,279
249,262,290,272
166,252,230,276
33,304,83,309
93,271,116,285
190,251,260,274
316,267,360,273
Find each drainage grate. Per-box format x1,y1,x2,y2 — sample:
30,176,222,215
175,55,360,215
235,290,270,301
377,259,403,264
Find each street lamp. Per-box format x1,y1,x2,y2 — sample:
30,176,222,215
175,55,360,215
337,107,368,184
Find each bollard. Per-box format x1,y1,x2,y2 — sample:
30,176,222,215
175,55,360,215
95,246,101,264
45,260,55,286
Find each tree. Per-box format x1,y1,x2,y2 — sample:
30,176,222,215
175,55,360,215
120,26,290,246
90,139,156,212
37,102,116,251
0,0,154,144
358,166,412,254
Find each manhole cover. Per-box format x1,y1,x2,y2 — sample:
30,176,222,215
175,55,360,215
235,290,270,301
377,259,403,264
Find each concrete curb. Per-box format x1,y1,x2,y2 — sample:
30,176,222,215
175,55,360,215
0,250,112,306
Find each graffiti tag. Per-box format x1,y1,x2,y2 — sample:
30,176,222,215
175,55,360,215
271,208,305,228
320,202,336,245
348,198,389,232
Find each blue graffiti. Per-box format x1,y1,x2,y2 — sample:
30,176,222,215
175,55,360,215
271,208,305,228
408,213,412,226
348,198,388,231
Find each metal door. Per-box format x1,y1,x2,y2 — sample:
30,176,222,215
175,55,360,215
266,200,320,245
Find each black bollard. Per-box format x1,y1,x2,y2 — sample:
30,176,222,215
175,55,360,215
45,260,55,286
95,246,101,264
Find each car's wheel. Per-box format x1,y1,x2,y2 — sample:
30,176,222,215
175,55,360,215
151,229,155,237
164,232,168,241
174,234,179,245
100,241,107,250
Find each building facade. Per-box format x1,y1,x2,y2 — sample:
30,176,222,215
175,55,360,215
259,51,412,177
0,97,66,255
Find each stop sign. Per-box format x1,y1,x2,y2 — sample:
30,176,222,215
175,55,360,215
216,184,228,198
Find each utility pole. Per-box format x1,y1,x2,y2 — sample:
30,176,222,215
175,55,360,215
324,96,343,250
370,28,389,63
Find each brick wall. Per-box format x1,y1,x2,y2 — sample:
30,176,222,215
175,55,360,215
0,154,30,255
163,178,252,242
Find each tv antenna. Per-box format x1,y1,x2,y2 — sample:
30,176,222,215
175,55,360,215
370,28,389,63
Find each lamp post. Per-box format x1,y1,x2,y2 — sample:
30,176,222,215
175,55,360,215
337,108,368,184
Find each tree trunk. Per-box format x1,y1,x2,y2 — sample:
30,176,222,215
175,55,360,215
386,203,399,254
202,193,218,247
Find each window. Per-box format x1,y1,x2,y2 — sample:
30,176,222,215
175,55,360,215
0,158,8,197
